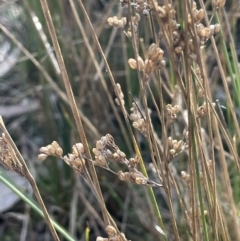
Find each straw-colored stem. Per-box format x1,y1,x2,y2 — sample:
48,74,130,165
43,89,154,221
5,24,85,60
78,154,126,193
39,0,109,225
0,117,60,241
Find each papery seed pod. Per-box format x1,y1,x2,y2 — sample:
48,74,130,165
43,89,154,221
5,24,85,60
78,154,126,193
172,140,177,145
192,9,198,20
113,16,119,25
1,133,7,142
128,58,137,69
169,149,176,156
51,141,60,149
63,155,70,163
129,113,139,121
95,155,107,167
96,237,108,241
174,105,180,113
118,171,126,181
159,60,166,68
118,17,127,29
133,121,140,129
68,153,75,162
157,6,166,18
121,17,127,26
148,43,157,57
128,157,139,166
71,157,85,172
39,146,49,154
96,140,104,150
143,8,149,16
168,137,173,145
137,56,145,71
213,0,226,8
46,144,55,155
75,143,84,153
106,225,117,236
173,31,180,45
126,30,132,37
197,9,204,21
105,149,113,158
100,136,107,145
209,24,220,35
156,48,164,60
107,17,114,26
174,140,183,151
135,177,145,185
116,150,126,159
92,148,100,156
181,171,190,182
144,59,153,74
38,153,48,161
135,13,141,22
55,147,63,157
72,143,84,156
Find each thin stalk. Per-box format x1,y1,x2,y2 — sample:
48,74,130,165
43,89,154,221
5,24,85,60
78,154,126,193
76,1,167,238
0,171,76,241
39,0,109,225
0,117,60,241
68,0,133,153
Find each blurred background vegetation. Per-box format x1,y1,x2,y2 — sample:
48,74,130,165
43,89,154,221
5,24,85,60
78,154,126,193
0,0,240,241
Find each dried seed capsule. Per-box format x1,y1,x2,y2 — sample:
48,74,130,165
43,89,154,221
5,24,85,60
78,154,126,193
106,225,117,236
38,153,48,161
128,58,137,69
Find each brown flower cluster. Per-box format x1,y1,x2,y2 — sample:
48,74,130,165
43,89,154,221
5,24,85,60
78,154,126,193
196,102,207,118
195,67,204,98
114,83,125,106
38,141,86,173
38,141,63,161
119,0,152,16
126,13,141,38
168,137,185,161
0,133,23,176
38,134,161,187
166,104,179,125
188,2,205,24
157,4,185,55
92,134,128,168
156,3,176,20
129,102,150,137
63,143,85,173
187,2,220,60
212,0,226,8
128,43,165,77
195,23,220,45
107,16,127,29
97,225,129,241
181,171,190,185
93,134,162,187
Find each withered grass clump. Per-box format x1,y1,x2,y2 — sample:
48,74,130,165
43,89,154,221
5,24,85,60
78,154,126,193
1,0,240,241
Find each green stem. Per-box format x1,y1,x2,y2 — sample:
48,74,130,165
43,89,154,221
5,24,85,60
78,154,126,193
0,171,76,241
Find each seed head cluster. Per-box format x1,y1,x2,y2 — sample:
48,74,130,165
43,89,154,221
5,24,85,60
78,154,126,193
97,225,129,241
166,104,180,125
128,43,165,78
0,133,23,176
107,16,127,29
168,137,185,162
93,134,162,187
114,83,125,106
38,141,86,173
129,102,150,137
